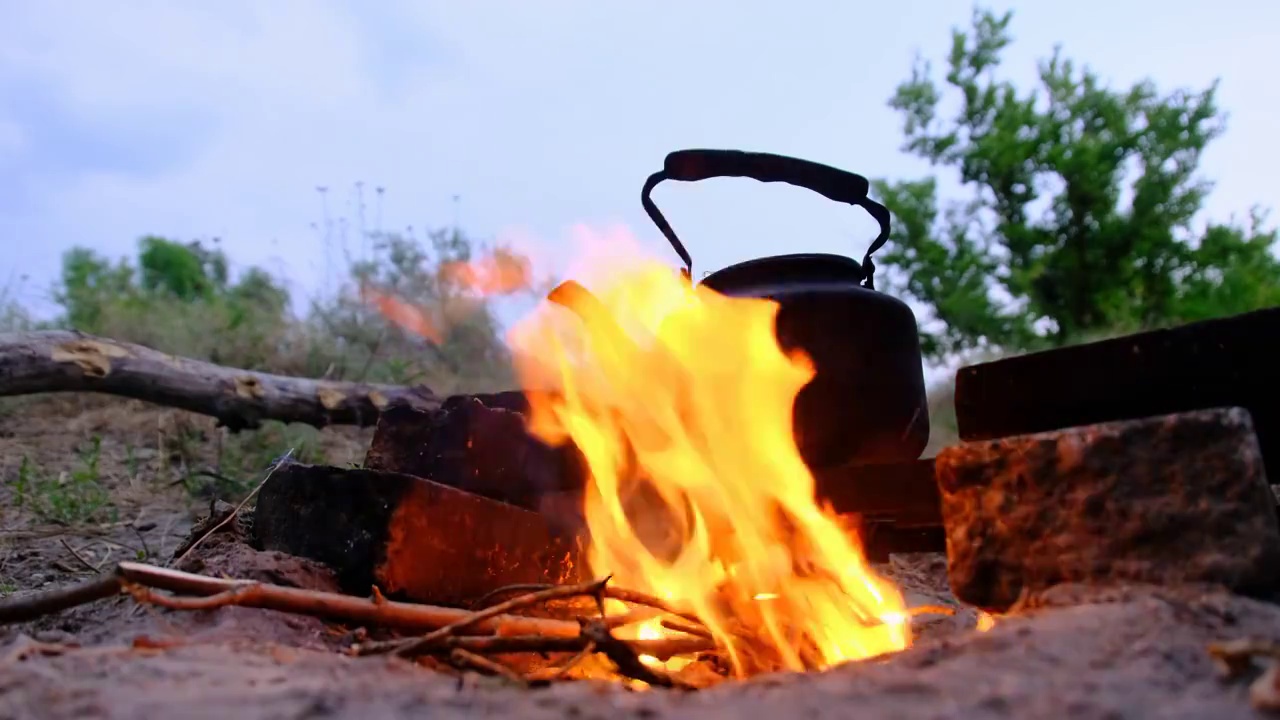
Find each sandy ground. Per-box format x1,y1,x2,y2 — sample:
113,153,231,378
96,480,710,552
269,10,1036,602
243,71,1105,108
3,574,1277,720
3,397,1278,719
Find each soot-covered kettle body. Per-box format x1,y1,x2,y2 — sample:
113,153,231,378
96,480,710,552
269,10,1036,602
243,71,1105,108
638,149,930,470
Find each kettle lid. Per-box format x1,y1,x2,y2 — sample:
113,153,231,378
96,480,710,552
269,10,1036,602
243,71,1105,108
699,253,870,294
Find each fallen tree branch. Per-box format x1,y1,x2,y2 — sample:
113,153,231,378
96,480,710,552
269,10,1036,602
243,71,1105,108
0,330,439,431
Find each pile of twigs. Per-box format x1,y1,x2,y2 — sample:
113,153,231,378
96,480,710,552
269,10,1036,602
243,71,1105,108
0,562,726,689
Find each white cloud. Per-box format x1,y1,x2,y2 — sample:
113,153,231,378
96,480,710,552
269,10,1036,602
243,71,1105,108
3,0,1279,324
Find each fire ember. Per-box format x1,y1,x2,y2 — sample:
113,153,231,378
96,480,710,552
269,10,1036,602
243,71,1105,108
7,224,1280,711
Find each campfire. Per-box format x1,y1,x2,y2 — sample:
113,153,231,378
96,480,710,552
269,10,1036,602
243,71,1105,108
5,151,1280,711
508,257,909,676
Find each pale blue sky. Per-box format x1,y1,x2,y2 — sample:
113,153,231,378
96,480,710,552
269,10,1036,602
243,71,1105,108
3,0,1278,334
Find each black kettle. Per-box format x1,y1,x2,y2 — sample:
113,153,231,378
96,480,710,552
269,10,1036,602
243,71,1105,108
638,149,930,470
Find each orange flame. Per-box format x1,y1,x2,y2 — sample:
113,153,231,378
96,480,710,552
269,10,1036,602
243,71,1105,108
361,245,539,344
440,250,534,296
976,612,996,632
508,239,909,676
362,286,443,344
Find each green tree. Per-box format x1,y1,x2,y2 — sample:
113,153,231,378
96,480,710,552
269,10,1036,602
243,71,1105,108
137,236,229,300
874,8,1280,360
310,227,525,390
53,237,292,369
55,247,136,330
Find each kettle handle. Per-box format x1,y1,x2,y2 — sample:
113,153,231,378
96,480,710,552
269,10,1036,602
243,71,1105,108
641,149,891,288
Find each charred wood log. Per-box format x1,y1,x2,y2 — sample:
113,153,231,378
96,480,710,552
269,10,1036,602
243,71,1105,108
368,397,947,559
954,307,1280,479
253,462,585,607
364,394,587,518
0,330,438,430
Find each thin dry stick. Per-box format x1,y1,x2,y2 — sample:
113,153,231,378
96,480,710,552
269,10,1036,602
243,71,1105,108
449,648,526,684
59,538,100,574
470,583,557,609
525,640,598,683
115,562,583,638
553,640,598,680
604,607,663,629
473,582,702,626
0,574,122,625
604,588,702,626
580,619,687,690
442,634,715,659
125,583,260,611
661,616,714,639
172,449,293,566
1,562,585,640
389,577,613,658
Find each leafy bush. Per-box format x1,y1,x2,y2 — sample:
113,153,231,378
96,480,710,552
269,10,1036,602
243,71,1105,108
46,224,533,394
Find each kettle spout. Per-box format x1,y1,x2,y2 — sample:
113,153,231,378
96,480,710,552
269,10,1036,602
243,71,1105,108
546,280,635,353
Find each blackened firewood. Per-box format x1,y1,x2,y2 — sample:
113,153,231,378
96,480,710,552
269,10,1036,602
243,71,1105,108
955,308,1280,479
253,462,584,607
364,394,587,514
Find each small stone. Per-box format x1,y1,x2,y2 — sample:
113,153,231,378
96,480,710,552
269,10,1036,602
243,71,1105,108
937,407,1280,612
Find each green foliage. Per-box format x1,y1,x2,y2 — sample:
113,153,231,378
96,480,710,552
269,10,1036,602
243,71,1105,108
305,226,536,392
190,422,324,499
137,236,229,300
875,7,1280,359
10,437,113,525
56,248,136,331
49,204,534,395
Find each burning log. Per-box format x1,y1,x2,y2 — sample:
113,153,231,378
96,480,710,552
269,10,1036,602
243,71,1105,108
0,330,438,431
366,397,948,558
252,462,585,606
363,394,587,517
953,308,1280,478
937,407,1280,612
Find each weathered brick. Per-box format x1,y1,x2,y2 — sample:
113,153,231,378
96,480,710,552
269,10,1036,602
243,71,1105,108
937,407,1280,612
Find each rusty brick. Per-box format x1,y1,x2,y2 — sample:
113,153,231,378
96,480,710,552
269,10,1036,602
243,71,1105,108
253,462,585,606
937,407,1280,612
954,307,1280,480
